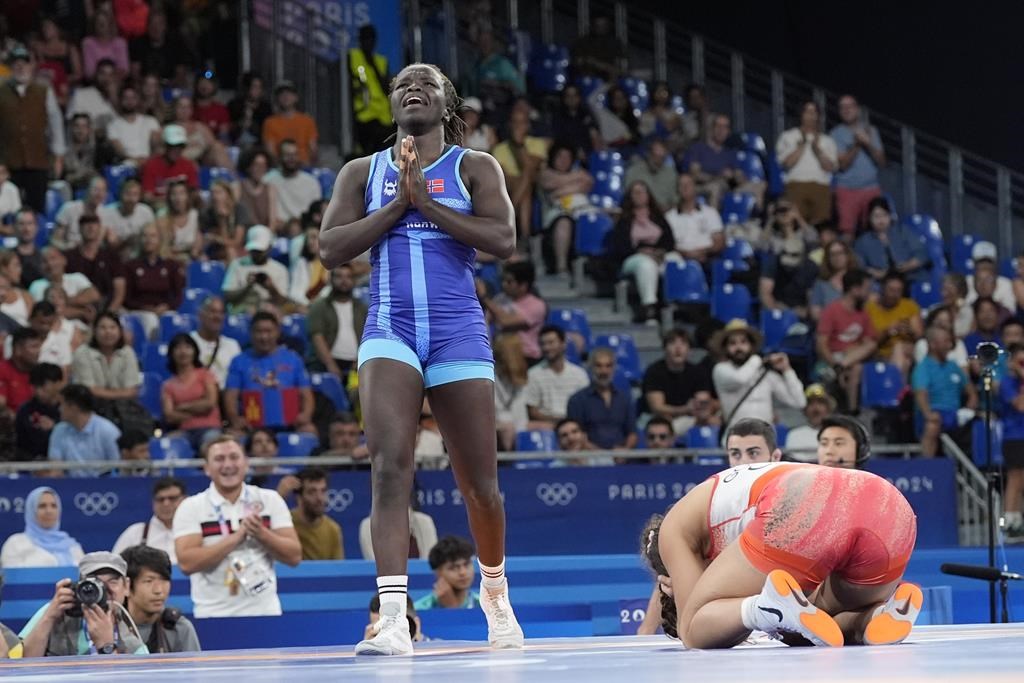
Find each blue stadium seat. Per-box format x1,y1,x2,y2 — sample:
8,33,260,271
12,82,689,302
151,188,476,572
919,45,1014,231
574,211,614,256
861,362,905,408
515,430,558,452
663,260,709,303
159,312,197,343
575,76,604,100
594,333,642,383
546,308,593,354
685,425,720,449
721,192,756,225
187,260,226,294
277,432,319,457
199,166,236,191
760,308,799,352
774,423,789,446
618,77,649,118
311,372,349,411
527,43,569,93
34,218,55,247
224,314,251,347
271,237,290,267
740,132,767,155
44,188,63,221
142,343,170,380
589,150,625,205
121,313,148,355
281,314,307,353
949,235,976,274
149,435,193,461
734,151,766,183
227,145,241,167
904,214,947,275
972,418,1003,469
180,287,213,316
711,258,750,288
766,151,785,197
669,94,686,117
103,164,136,199
1001,257,1019,279
711,283,752,323
721,237,754,261
138,371,164,419
911,280,942,309
505,28,531,73
311,167,337,199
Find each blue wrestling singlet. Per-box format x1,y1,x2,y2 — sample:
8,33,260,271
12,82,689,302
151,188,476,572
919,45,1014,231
357,144,494,387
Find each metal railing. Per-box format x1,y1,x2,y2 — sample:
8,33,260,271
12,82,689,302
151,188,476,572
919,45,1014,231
467,0,1023,254
0,443,924,477
940,433,999,547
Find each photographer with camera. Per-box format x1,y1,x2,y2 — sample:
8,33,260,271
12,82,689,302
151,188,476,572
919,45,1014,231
120,545,200,652
222,225,292,316
18,552,147,657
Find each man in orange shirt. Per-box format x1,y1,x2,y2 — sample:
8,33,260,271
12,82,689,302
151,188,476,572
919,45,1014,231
262,81,318,165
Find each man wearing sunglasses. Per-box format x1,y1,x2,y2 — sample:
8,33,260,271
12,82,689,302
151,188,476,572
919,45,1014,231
112,478,187,564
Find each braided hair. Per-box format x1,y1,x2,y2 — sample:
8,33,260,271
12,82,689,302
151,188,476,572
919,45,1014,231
639,514,679,639
389,63,467,146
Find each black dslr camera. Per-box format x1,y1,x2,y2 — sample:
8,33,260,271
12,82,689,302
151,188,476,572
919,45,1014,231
66,577,109,618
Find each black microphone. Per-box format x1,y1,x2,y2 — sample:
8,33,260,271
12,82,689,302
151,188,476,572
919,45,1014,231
940,563,1024,582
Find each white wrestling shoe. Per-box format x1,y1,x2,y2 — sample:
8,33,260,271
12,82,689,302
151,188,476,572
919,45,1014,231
753,570,844,647
480,584,524,649
863,582,923,646
355,602,414,656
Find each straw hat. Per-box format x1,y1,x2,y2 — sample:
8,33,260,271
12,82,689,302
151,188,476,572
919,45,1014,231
709,319,763,357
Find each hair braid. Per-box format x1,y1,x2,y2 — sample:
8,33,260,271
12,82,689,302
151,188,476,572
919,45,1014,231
387,63,466,146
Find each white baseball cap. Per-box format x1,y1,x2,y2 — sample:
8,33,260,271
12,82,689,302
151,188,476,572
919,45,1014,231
163,124,187,146
245,225,274,252
971,241,997,263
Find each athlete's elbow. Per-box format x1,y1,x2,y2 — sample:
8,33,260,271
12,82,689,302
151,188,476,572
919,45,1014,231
492,232,517,259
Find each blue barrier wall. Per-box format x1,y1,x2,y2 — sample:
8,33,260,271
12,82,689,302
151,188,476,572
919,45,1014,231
0,460,958,558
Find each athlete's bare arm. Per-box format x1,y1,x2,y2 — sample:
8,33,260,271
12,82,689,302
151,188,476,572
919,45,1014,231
659,479,714,634
319,155,409,268
413,149,516,258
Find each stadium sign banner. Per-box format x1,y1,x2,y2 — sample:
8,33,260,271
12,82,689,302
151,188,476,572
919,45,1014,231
252,0,402,65
0,460,956,556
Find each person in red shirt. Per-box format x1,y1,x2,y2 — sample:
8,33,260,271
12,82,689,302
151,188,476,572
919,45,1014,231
193,72,230,141
816,269,878,414
140,124,199,205
0,327,44,419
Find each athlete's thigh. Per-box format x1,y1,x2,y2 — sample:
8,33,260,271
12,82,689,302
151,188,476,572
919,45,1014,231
359,359,425,456
812,574,900,615
679,540,769,628
427,379,498,473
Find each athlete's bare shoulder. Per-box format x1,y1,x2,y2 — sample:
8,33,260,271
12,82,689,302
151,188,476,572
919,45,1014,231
457,149,504,190
337,154,375,187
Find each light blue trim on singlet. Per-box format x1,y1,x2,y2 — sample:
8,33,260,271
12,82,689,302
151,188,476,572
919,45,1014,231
423,361,494,388
367,151,386,212
453,148,472,202
375,237,393,334
408,235,431,359
385,144,460,174
358,338,423,376
434,196,472,211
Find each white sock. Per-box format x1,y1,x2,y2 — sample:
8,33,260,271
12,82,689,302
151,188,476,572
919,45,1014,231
376,575,408,618
740,595,763,631
479,559,507,592
1006,511,1023,528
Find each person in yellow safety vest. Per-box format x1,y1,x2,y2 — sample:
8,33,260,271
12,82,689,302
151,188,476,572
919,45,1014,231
348,24,393,154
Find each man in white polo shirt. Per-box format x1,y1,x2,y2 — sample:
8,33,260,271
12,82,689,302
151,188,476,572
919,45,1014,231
173,435,301,618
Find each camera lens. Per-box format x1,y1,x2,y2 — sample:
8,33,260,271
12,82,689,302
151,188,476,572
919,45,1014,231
75,577,106,607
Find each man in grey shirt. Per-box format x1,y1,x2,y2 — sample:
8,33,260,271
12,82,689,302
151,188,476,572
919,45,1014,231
120,545,201,653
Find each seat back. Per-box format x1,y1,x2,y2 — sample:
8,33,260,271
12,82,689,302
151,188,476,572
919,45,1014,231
861,362,905,408
663,261,709,303
711,283,752,323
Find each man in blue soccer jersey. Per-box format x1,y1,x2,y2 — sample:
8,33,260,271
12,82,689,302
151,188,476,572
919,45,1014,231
320,63,521,655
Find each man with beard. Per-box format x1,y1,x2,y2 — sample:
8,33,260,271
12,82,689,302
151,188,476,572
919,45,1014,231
277,467,343,560
817,269,878,414
307,264,367,378
711,319,806,426
106,83,160,166
264,139,322,222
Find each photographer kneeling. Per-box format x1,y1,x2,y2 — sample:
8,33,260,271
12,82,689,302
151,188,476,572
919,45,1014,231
120,545,200,652
19,552,148,657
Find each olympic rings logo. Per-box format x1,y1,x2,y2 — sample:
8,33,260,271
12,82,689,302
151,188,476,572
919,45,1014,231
326,488,354,512
74,492,119,516
536,483,577,507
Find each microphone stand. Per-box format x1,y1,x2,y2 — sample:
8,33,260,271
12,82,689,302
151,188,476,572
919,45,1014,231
982,365,998,623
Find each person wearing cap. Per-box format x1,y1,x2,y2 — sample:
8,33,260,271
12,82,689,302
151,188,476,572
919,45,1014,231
140,124,199,204
853,197,929,284
784,384,838,461
0,44,67,215
348,23,392,155
461,96,498,152
18,551,148,657
262,80,318,165
966,241,1017,312
222,224,292,315
711,319,806,426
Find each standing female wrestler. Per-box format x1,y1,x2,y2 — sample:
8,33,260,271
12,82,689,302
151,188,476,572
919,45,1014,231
641,418,921,648
320,64,521,655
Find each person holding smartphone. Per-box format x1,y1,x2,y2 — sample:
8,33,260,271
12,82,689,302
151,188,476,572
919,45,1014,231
222,225,292,316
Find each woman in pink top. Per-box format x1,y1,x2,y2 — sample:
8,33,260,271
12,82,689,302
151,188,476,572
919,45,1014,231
605,181,678,324
161,333,222,451
82,10,130,79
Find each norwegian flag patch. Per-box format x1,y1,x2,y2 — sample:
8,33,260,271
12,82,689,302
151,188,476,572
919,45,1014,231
426,178,445,194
